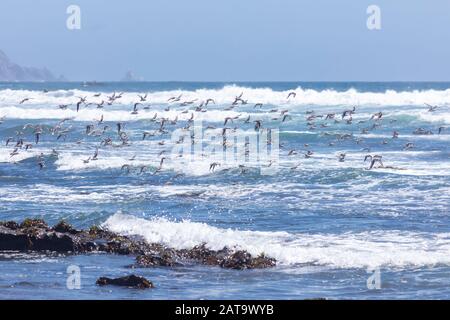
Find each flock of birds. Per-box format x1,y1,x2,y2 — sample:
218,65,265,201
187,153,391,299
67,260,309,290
0,89,448,175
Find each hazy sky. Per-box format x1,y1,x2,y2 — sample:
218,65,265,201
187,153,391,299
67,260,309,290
0,0,449,81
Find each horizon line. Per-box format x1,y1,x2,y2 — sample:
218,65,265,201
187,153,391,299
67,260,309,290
2,80,450,84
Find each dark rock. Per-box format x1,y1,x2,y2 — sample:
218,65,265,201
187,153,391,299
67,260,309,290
220,250,253,270
135,253,180,267
218,250,274,269
0,226,31,251
0,221,20,230
0,225,75,252
53,220,80,234
20,218,48,230
250,253,277,269
181,244,276,269
31,231,76,252
0,218,277,269
96,275,153,289
182,244,230,266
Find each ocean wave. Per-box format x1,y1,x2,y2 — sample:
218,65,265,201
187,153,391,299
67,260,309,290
0,106,244,123
103,213,450,268
1,86,450,108
0,146,46,163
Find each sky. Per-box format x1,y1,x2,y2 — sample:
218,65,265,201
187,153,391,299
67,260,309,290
0,0,449,81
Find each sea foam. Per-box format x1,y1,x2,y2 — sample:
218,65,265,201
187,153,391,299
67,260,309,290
103,213,450,268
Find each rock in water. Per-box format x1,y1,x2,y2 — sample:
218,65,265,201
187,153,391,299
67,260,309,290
135,253,179,267
96,275,154,289
0,224,76,252
53,220,80,234
0,218,277,269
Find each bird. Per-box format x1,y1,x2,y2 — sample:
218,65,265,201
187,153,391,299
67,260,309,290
132,103,141,114
138,94,148,102
82,157,91,164
224,117,234,126
205,98,215,106
117,123,124,133
10,148,19,157
425,103,438,112
168,94,182,102
371,112,383,120
121,164,131,171
209,162,220,172
92,148,99,161
76,101,83,112
404,142,415,150
364,155,383,169
35,132,41,144
38,161,46,170
254,120,262,131
342,107,356,119
287,92,296,99
305,151,314,158
97,101,105,108
282,114,291,122
19,98,31,104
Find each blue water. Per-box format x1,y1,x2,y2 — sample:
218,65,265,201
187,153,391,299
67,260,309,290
0,82,449,299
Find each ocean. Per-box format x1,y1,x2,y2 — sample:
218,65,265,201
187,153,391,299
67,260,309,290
0,81,449,299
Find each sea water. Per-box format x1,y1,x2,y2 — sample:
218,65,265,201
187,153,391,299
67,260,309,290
0,82,449,299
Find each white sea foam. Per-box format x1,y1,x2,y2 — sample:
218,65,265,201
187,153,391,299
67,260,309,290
0,146,45,163
1,87,449,126
103,213,450,268
0,106,244,123
2,86,450,108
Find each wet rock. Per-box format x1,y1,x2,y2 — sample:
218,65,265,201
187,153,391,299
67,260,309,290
0,225,76,252
182,244,230,266
31,231,76,252
103,237,146,255
0,218,277,269
0,226,31,251
217,251,275,269
181,244,276,269
53,220,80,234
88,225,112,238
250,253,277,269
96,275,154,289
20,218,48,230
135,253,180,267
220,250,253,270
0,221,20,230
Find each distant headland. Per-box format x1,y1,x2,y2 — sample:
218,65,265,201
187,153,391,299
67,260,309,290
0,49,65,82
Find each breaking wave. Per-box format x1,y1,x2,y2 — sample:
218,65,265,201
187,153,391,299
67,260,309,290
1,86,450,108
103,213,450,269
